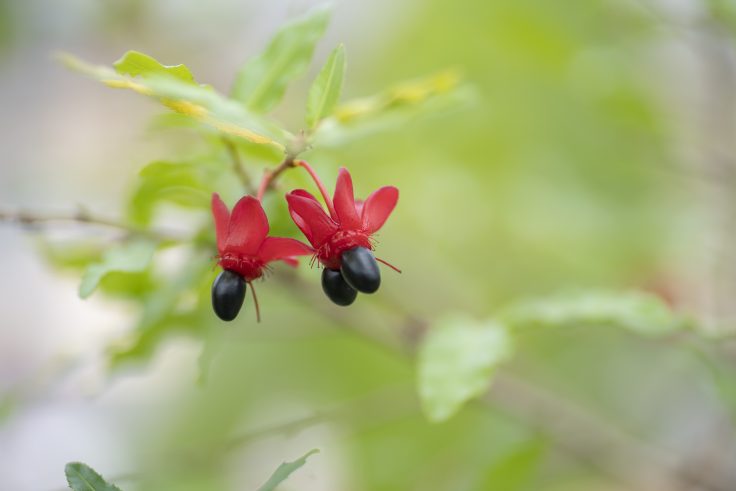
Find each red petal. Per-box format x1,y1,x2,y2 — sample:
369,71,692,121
362,186,399,233
286,191,338,247
280,257,299,267
258,237,313,263
286,190,318,243
225,195,269,255
211,193,230,253
291,189,320,201
332,167,361,229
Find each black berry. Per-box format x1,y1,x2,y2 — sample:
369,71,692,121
212,270,246,321
340,246,380,294
322,268,358,306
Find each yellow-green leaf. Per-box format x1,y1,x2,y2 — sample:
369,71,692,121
128,161,211,226
257,449,320,491
113,50,195,84
79,240,156,299
59,53,286,150
334,70,460,123
501,290,689,337
312,70,473,147
418,316,513,423
306,44,346,129
231,5,330,113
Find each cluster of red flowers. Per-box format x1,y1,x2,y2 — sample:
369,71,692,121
211,161,399,321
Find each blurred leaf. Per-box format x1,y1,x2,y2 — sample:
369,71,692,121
0,392,17,426
706,0,736,35
37,241,104,271
114,50,195,83
334,70,460,122
128,161,211,226
418,316,513,423
256,449,320,491
312,70,474,146
97,270,155,299
231,5,330,112
64,462,122,491
502,291,688,337
475,440,545,491
79,240,156,299
696,349,736,425
306,44,346,129
109,254,212,369
59,53,287,150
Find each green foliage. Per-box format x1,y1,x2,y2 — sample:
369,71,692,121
79,239,156,299
109,254,213,368
113,50,196,83
59,53,287,149
42,4,719,490
38,240,105,271
475,440,545,491
306,44,346,129
64,462,122,491
256,449,319,491
418,316,513,422
501,290,689,337
312,70,473,147
128,161,211,226
231,5,330,113
57,5,471,374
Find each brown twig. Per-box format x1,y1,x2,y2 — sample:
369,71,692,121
0,207,188,242
256,156,297,201
222,137,256,195
270,269,735,491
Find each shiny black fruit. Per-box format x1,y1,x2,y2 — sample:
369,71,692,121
212,270,246,321
340,246,380,294
322,268,358,306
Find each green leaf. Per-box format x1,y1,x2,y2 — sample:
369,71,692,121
312,70,474,147
305,44,346,129
59,53,287,149
501,290,689,337
418,316,513,423
109,255,212,369
113,50,195,84
475,440,545,491
128,161,211,226
64,462,122,491
79,240,156,299
231,5,331,113
256,449,320,491
37,240,104,271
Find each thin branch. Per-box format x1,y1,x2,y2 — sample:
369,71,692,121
0,207,188,242
256,156,296,201
488,373,732,491
269,269,735,491
222,137,256,195
256,131,310,201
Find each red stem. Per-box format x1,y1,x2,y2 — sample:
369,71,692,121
256,172,271,202
294,160,336,217
376,257,402,274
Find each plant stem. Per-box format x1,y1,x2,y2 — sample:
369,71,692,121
0,208,187,242
294,159,336,216
222,137,256,195
256,156,297,201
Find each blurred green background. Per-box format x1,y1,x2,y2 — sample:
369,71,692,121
2,0,736,490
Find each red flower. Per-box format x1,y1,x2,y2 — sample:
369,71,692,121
285,167,399,270
212,193,313,280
